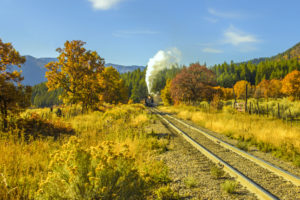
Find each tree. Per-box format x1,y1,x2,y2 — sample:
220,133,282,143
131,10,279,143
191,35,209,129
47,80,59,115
254,79,270,100
269,79,282,99
170,63,216,103
97,67,128,104
45,40,105,112
161,79,173,105
0,39,30,130
121,68,148,103
31,82,63,108
150,66,181,94
281,70,300,100
221,87,233,100
233,80,252,99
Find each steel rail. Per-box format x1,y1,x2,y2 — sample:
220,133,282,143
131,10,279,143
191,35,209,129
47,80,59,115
153,107,300,187
152,109,278,200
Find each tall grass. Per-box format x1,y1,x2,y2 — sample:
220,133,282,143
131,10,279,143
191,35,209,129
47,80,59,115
0,104,171,199
160,104,300,166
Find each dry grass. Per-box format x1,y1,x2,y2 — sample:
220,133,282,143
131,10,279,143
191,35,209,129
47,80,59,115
160,105,300,165
0,104,173,199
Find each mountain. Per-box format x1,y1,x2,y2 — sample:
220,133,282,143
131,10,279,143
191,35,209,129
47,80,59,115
12,56,145,86
16,56,57,86
105,63,145,74
245,42,300,64
272,42,300,60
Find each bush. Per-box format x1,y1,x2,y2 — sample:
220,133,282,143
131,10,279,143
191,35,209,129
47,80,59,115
35,137,146,200
155,185,180,200
184,176,198,188
210,166,224,179
221,180,237,194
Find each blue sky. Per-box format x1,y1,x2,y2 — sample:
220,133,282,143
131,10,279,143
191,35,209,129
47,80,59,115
1,0,300,66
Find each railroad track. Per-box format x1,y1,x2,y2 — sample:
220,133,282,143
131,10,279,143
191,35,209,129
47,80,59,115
150,107,300,200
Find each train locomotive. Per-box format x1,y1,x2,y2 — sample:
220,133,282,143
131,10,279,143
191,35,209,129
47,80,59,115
145,95,154,107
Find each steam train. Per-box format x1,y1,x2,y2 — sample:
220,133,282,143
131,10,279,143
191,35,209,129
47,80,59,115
144,95,162,107
145,95,155,107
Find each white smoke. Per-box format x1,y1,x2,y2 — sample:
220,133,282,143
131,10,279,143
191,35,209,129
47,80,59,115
146,48,181,93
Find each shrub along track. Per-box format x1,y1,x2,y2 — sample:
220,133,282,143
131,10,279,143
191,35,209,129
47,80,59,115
150,108,300,200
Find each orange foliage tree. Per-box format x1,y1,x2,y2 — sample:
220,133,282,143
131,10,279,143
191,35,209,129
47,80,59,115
255,79,271,100
170,63,216,103
281,70,300,100
269,79,282,99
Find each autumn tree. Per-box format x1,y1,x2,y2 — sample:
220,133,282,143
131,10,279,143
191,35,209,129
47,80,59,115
0,39,31,130
254,79,271,100
269,79,282,99
45,40,105,112
233,80,252,99
161,79,173,105
221,87,233,100
97,66,128,104
281,70,300,100
171,63,216,103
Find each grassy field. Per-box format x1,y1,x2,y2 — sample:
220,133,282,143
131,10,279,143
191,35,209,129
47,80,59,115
159,102,300,166
0,104,175,199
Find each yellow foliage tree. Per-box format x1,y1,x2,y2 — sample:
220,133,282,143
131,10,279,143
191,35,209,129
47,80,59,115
161,79,173,105
0,39,31,130
221,87,233,100
97,67,128,104
233,80,252,99
45,40,105,112
281,70,300,100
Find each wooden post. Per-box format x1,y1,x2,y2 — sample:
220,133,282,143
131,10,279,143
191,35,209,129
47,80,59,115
289,109,292,127
233,88,237,109
245,84,248,112
257,99,259,115
277,103,280,118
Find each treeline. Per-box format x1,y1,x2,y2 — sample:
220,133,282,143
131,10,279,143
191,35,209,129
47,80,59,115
150,66,182,93
212,58,300,87
121,68,148,103
31,82,62,107
161,62,300,106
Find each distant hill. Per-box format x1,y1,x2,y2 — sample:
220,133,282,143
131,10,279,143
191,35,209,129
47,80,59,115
105,63,145,74
245,42,300,64
272,42,300,60
213,42,300,87
12,56,145,86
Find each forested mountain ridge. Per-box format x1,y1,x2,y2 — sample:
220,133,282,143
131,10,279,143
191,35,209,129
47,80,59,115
244,42,300,64
272,42,300,60
212,42,300,87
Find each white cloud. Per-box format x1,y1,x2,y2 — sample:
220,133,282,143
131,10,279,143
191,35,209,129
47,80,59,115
88,0,124,10
208,8,241,19
202,47,223,53
223,26,258,46
113,30,159,37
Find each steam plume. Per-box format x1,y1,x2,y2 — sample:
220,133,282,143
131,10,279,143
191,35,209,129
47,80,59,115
146,48,181,93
